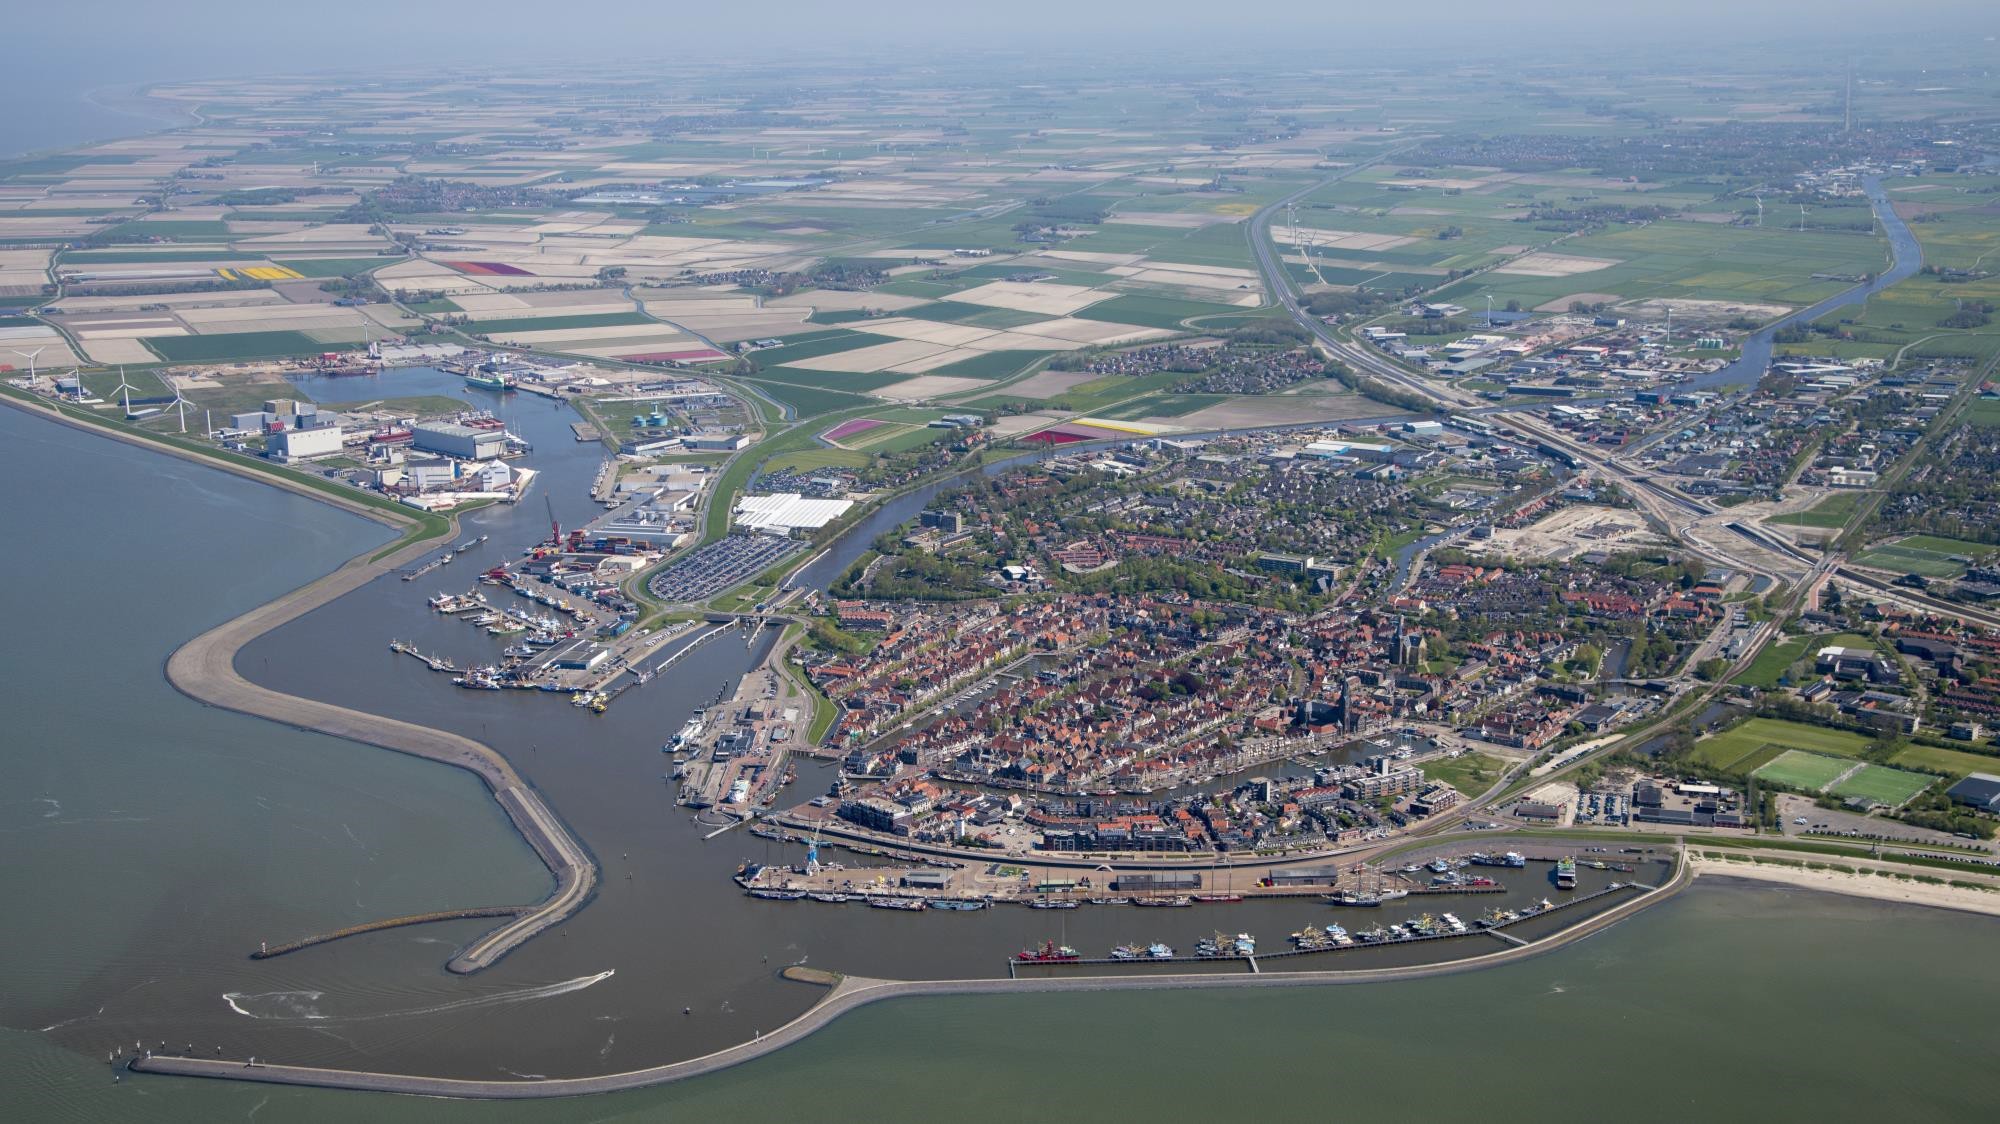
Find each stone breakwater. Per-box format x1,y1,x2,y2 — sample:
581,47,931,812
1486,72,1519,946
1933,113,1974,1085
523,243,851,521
0,392,600,974
128,859,1689,1098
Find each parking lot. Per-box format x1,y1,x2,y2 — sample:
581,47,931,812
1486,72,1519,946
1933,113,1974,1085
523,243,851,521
647,531,802,604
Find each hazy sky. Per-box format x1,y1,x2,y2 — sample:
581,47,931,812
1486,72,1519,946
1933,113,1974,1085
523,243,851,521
15,1,2000,68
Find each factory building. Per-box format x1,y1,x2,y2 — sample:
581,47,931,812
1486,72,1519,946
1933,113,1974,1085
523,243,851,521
413,422,505,461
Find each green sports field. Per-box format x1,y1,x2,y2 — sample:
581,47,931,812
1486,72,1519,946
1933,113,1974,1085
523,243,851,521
1827,764,1933,807
1690,717,1872,774
1754,750,1855,792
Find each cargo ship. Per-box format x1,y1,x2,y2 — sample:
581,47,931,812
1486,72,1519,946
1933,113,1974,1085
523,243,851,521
464,370,514,392
1017,941,1079,962
1555,857,1578,890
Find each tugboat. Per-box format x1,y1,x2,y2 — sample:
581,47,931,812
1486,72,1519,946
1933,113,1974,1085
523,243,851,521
1017,940,1080,962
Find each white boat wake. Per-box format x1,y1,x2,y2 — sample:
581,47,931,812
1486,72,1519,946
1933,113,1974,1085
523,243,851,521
223,970,613,1022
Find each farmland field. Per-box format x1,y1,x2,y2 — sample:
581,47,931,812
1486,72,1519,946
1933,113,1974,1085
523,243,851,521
146,330,328,361
1827,764,1933,807
1753,750,1855,792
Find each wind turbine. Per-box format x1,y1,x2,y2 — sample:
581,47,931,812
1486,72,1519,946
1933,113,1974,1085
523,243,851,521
170,384,190,433
10,345,46,383
1485,293,1494,327
112,367,137,415
1799,203,1808,233
1754,193,1763,227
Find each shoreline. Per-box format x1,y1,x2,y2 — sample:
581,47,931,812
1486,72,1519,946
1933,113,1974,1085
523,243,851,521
1687,852,2000,919
127,858,1691,1098
0,389,600,974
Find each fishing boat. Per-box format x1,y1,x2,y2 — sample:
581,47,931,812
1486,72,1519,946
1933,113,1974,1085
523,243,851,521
1111,944,1142,960
1016,941,1080,963
1146,942,1174,959
666,713,706,752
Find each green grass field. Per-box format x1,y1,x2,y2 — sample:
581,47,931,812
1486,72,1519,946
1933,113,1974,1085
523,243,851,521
1889,742,2000,782
1827,764,1933,807
1421,751,1506,796
466,311,650,333
1073,294,1256,331
273,257,400,278
741,377,879,419
926,350,1058,380
1737,632,1878,690
1690,718,1872,773
1754,750,1856,792
1854,535,1988,578
765,448,871,473
147,330,328,361
1767,492,1861,529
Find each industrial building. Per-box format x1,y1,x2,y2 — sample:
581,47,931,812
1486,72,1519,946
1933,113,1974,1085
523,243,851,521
267,421,345,461
734,492,854,532
414,422,506,461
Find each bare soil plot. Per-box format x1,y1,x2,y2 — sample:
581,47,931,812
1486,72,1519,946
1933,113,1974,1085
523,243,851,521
872,374,994,401
848,318,999,346
765,289,930,313
1003,369,1101,399
788,338,958,373
943,280,1108,316
1485,505,1662,561
1533,292,1626,312
80,337,163,365
1491,252,1621,277
1268,226,1418,252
